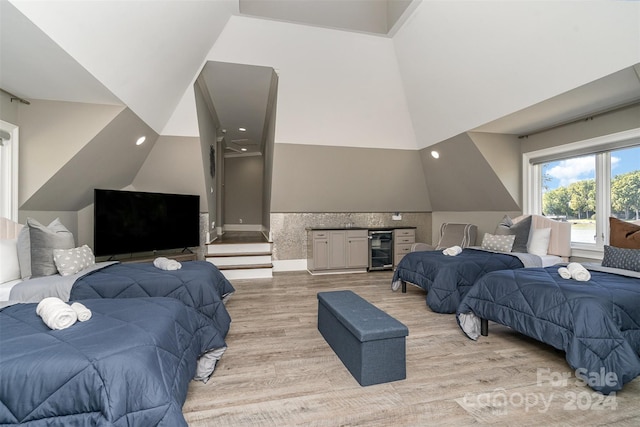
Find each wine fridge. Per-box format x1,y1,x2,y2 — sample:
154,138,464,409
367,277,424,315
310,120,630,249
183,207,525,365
368,230,393,271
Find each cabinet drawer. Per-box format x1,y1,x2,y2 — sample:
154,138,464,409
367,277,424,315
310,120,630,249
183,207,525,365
395,236,415,245
395,243,413,255
395,229,415,238
313,231,328,239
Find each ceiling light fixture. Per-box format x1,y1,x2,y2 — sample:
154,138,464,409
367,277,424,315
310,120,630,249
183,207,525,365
431,150,440,159
136,136,146,146
238,127,247,132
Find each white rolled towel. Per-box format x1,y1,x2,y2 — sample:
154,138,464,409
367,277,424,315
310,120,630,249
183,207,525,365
567,262,591,282
153,257,182,271
442,246,463,256
71,302,92,321
557,267,571,279
36,297,77,330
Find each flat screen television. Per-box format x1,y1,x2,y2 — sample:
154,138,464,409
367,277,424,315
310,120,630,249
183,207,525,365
94,189,200,257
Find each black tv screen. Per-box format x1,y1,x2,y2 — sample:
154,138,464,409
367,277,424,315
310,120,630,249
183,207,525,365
94,189,200,257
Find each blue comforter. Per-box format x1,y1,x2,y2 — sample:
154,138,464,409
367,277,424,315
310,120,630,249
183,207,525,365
392,249,524,313
70,261,234,338
0,297,219,426
457,267,640,394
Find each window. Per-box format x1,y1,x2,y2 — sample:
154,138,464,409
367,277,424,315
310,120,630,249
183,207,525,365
524,128,640,257
0,120,19,221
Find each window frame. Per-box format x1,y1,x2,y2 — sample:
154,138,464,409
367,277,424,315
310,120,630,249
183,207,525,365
523,127,640,259
0,120,19,221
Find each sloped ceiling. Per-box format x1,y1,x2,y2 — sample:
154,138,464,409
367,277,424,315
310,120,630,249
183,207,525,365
7,0,237,133
421,134,520,212
2,0,639,215
20,108,158,211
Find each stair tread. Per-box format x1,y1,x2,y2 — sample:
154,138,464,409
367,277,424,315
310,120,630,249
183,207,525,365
216,263,273,270
207,252,272,257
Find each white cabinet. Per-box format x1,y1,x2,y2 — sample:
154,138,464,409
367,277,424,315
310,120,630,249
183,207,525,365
308,229,368,273
394,228,415,267
346,230,369,268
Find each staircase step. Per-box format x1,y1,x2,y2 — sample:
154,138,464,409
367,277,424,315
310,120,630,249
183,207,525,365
220,268,273,280
216,263,273,270
211,251,272,257
207,255,272,267
207,242,272,255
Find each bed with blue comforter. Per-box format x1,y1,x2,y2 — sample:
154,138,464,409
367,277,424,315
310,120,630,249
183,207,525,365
457,265,640,394
391,248,540,313
9,261,235,338
0,297,219,426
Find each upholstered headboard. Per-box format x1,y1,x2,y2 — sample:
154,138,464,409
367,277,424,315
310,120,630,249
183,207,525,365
0,217,22,240
513,214,572,259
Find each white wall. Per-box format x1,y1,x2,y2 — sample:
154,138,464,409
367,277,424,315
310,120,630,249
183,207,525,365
394,1,640,149
167,15,418,151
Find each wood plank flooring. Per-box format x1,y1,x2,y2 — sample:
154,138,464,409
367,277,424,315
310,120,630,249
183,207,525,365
183,271,640,426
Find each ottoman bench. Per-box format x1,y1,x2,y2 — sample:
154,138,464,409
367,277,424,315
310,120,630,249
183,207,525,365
317,290,409,386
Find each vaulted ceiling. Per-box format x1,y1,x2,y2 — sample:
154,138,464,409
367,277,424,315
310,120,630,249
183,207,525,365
1,0,639,213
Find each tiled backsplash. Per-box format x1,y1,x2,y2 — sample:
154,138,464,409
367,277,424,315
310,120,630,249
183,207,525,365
269,212,432,260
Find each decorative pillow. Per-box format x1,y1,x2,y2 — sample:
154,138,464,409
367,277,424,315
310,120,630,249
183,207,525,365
0,239,21,283
494,215,532,253
527,228,551,257
53,245,95,276
17,226,32,279
481,233,516,253
609,217,640,249
19,218,75,278
601,245,640,273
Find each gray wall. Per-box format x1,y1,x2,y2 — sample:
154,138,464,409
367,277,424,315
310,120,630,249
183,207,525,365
0,92,19,124
420,132,520,212
224,155,263,225
271,143,431,213
194,80,219,237
521,104,640,154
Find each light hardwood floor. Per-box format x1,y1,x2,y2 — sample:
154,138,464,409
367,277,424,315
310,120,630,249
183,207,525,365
183,271,640,426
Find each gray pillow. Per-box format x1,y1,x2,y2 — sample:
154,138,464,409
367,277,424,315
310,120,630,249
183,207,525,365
495,215,532,253
17,225,32,279
19,218,75,278
481,233,516,253
601,245,640,272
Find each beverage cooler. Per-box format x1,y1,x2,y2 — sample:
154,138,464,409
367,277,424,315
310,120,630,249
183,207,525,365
368,230,393,271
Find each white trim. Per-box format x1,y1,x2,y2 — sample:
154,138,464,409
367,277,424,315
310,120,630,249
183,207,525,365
0,120,19,221
272,259,307,272
523,127,640,259
523,128,640,166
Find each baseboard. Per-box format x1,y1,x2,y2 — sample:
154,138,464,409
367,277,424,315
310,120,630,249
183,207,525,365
272,259,307,272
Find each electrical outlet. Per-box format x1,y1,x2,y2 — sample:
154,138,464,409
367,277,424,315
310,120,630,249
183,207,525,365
392,213,402,221
239,218,243,224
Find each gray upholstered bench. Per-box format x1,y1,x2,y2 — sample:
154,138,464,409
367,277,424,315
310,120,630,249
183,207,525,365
317,290,409,386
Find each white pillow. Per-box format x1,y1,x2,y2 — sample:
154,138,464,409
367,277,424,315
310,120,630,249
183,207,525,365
0,239,21,283
481,233,516,253
528,227,551,256
53,245,95,276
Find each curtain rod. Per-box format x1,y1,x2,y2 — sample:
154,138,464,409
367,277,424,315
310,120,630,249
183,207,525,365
518,98,640,139
0,88,30,105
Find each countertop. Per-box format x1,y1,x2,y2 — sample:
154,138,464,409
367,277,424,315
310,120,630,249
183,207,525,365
306,226,416,231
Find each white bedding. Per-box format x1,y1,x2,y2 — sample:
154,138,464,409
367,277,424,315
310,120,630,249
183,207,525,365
0,279,21,301
3,261,118,303
539,255,563,267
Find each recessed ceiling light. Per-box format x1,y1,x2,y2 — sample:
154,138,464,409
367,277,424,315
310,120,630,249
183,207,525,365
238,127,247,132
431,150,440,159
136,136,146,146
241,148,248,152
